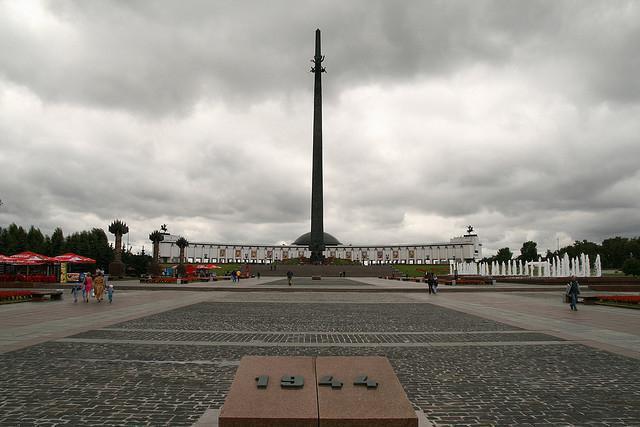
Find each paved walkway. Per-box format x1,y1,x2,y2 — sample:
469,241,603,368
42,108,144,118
1,280,639,425
407,291,640,359
0,290,216,354
2,282,638,358
9,276,571,293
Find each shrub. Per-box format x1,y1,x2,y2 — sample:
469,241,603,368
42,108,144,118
596,295,640,305
176,264,187,278
622,258,640,276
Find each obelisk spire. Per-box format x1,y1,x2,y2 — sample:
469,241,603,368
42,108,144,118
310,28,326,263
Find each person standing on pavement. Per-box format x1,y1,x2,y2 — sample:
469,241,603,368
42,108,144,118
426,272,434,295
286,270,294,286
432,274,439,294
566,275,581,311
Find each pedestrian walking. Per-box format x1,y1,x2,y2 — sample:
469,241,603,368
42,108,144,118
566,276,581,311
70,283,81,303
427,273,434,295
286,270,293,286
93,272,105,302
107,283,114,304
432,274,438,294
83,273,93,303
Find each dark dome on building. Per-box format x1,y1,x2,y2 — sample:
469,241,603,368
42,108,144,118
293,232,341,246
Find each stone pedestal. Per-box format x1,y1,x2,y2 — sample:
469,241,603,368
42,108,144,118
219,356,317,427
219,356,417,427
108,261,125,277
317,356,417,426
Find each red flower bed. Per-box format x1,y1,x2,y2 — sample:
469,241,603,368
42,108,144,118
140,277,191,284
15,274,57,283
1,274,57,283
0,290,32,298
596,295,640,305
454,279,488,285
0,290,33,303
186,276,209,282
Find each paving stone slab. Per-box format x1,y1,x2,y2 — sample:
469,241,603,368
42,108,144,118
111,302,520,333
317,356,417,427
219,356,317,427
2,299,640,426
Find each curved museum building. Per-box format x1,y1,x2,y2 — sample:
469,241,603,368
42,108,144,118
158,232,482,265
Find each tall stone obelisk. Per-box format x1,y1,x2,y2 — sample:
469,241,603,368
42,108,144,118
310,29,326,263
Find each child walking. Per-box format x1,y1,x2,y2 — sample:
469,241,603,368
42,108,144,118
70,283,81,303
107,283,114,304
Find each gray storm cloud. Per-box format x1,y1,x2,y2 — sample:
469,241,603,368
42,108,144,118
0,0,639,255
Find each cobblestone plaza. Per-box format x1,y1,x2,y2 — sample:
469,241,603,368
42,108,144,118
1,279,639,425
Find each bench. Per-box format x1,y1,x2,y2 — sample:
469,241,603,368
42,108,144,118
31,290,63,301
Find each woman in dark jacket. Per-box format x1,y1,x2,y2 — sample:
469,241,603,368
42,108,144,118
567,276,581,311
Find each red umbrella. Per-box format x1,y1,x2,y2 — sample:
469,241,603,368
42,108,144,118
52,253,96,264
9,251,55,265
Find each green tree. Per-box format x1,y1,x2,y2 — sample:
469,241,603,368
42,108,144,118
26,226,46,254
149,230,164,263
108,220,129,263
519,241,538,262
495,247,513,263
626,237,640,261
559,240,601,260
1,224,28,254
176,237,189,264
622,258,640,276
50,227,65,256
601,237,630,268
0,226,6,254
65,228,113,270
121,248,152,276
176,263,187,278
148,231,164,276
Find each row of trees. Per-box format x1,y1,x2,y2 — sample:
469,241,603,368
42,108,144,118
1,221,193,277
0,223,152,276
484,237,640,272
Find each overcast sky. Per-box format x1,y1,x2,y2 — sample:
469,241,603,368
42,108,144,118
1,0,639,256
